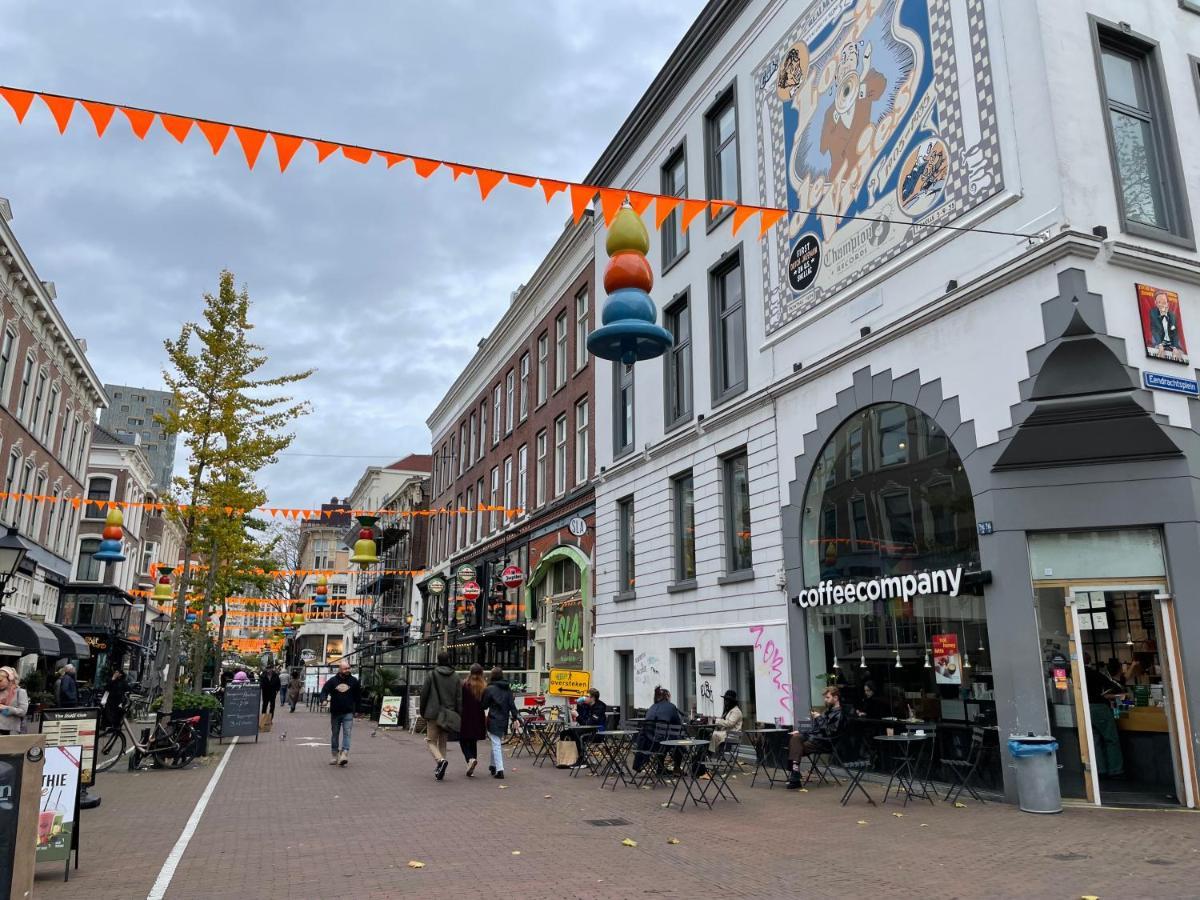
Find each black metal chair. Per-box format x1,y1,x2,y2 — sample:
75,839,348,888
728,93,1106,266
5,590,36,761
698,732,742,806
832,730,876,807
750,729,790,788
943,725,987,804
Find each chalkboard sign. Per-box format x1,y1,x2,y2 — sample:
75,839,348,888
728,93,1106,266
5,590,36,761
221,684,260,742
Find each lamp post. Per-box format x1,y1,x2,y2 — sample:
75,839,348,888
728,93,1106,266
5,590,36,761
107,599,130,677
0,526,34,616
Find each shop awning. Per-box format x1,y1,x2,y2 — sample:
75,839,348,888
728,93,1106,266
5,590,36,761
0,611,61,656
42,621,91,659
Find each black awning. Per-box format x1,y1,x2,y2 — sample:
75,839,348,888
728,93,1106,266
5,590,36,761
0,611,61,656
42,622,91,659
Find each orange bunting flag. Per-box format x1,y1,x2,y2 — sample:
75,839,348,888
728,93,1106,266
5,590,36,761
0,87,35,123
654,196,681,228
628,192,654,216
411,157,441,178
506,173,536,188
679,198,707,232
81,101,116,137
311,140,339,162
447,163,473,181
197,120,230,154
758,207,787,238
475,168,503,200
597,188,626,226
378,152,407,168
40,94,75,134
341,145,372,165
121,107,155,140
273,134,303,172
233,126,268,169
539,179,566,202
159,114,194,143
731,204,757,235
569,184,595,223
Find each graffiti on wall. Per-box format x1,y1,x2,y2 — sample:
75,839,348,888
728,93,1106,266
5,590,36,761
749,625,794,721
755,0,1004,332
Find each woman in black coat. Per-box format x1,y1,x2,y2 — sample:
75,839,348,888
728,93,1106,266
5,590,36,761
459,663,488,777
481,667,520,779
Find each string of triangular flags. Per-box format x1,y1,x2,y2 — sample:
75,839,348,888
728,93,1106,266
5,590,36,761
147,563,426,579
0,84,789,238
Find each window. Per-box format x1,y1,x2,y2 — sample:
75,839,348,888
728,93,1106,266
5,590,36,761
140,541,157,575
492,385,502,445
73,417,85,473
312,538,331,569
476,478,485,538
468,413,477,466
84,476,111,520
489,466,500,531
30,370,46,432
503,455,513,518
28,470,45,537
505,370,515,433
673,471,696,582
55,490,69,554
516,445,528,514
553,414,568,497
725,647,757,726
710,251,747,402
519,353,530,420
661,145,688,266
0,328,14,406
574,288,589,370
555,312,568,389
465,486,474,544
705,87,740,222
76,538,102,582
1094,23,1193,243
878,405,910,467
15,354,34,419
44,385,59,447
454,493,464,550
537,333,549,405
664,295,693,427
724,451,753,572
479,402,488,457
18,462,34,534
614,362,634,456
673,648,696,718
47,488,61,552
3,452,19,525
617,497,635,594
574,398,589,485
60,407,72,461
535,430,547,507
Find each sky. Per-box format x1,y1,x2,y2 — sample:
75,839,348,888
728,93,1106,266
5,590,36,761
0,0,706,508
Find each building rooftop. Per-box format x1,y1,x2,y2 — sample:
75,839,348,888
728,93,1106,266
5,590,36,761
387,454,432,473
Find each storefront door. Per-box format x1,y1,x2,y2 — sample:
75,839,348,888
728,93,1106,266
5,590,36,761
1039,583,1193,807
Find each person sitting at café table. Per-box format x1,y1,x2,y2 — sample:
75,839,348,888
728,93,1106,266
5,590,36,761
633,686,683,773
856,680,891,719
786,685,847,789
695,689,743,778
568,688,607,767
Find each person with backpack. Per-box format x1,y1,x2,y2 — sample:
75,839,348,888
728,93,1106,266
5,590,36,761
481,667,520,779
419,651,461,781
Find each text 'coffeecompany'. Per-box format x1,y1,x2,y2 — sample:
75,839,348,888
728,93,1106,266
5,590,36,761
792,566,964,609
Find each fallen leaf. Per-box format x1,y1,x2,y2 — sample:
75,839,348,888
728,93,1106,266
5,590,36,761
499,785,508,790
407,861,425,869
919,824,929,828
511,851,521,856
621,838,638,847
857,820,868,826
543,794,552,799
667,838,680,845
660,802,671,808
892,812,904,818
1080,896,1099,900
953,802,967,808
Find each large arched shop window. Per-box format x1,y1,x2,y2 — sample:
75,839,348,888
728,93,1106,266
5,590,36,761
799,403,998,745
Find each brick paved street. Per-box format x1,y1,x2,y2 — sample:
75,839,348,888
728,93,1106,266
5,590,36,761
33,709,1199,899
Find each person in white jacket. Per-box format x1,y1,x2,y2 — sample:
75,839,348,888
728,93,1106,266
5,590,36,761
710,689,744,752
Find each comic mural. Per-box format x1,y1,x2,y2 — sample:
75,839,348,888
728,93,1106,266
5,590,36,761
756,0,1004,332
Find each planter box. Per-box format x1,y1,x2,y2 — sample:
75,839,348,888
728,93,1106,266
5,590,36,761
171,708,211,757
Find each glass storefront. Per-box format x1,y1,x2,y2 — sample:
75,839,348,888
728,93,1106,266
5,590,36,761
801,403,1000,789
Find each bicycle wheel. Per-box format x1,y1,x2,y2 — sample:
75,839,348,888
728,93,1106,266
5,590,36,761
95,728,127,773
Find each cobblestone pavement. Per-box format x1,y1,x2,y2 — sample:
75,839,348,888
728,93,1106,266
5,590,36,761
34,709,1199,899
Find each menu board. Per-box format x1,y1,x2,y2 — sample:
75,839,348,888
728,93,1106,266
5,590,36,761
39,708,101,787
221,684,261,742
37,745,81,864
932,634,962,685
0,750,24,892
379,696,403,727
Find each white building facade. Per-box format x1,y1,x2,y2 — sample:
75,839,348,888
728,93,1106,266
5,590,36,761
591,0,1200,807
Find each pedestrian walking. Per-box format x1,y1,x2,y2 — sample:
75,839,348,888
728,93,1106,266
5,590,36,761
260,664,281,718
459,663,488,777
101,669,129,730
286,668,302,713
419,651,461,781
55,664,79,708
481,666,520,779
0,666,29,735
278,667,291,707
319,660,361,767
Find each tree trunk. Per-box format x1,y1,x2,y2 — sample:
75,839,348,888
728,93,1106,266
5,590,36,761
216,595,227,665
192,539,220,690
159,525,194,717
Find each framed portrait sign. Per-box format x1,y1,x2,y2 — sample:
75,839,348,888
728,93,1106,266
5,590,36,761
1138,283,1188,365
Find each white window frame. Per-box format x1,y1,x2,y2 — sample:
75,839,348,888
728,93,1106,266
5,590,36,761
537,333,549,405
0,327,15,407
554,414,568,497
535,430,547,508
503,455,513,521
574,288,589,371
492,385,502,445
15,353,34,421
490,466,500,530
519,353,530,421
516,445,528,515
505,370,515,434
555,313,568,390
575,397,589,485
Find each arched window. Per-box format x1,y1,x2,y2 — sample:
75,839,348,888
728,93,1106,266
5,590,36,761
76,537,102,582
85,476,113,519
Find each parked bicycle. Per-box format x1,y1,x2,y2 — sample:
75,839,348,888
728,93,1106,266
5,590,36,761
94,708,202,772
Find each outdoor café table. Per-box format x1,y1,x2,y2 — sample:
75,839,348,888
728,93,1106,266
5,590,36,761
596,730,637,789
685,721,716,742
530,720,564,768
563,724,601,775
745,728,789,787
623,717,646,730
873,733,934,806
661,739,712,811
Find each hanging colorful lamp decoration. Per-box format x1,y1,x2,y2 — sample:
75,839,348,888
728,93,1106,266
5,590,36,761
314,574,328,609
291,613,305,626
349,515,380,568
93,507,127,562
282,625,294,638
587,201,672,364
152,572,173,603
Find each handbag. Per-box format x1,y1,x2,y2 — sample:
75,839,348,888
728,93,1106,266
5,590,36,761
432,676,461,735
555,738,579,768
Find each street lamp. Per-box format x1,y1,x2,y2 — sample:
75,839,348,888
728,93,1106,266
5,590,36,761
0,526,34,615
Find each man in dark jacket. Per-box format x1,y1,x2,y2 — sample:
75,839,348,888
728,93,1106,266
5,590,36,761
55,664,79,708
101,669,128,729
575,688,607,727
259,665,281,718
633,687,684,772
481,667,520,779
787,686,847,789
419,651,461,780
319,660,361,767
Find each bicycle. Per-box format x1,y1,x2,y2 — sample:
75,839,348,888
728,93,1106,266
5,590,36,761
94,709,202,773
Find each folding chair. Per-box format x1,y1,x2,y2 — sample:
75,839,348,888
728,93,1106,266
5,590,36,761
570,729,606,778
508,713,538,759
631,722,669,787
943,726,987,804
832,731,876,807
750,729,790,788
698,733,742,805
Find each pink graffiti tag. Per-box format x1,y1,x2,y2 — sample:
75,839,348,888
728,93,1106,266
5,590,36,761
749,625,793,714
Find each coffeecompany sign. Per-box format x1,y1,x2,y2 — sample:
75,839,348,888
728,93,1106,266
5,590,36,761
793,566,964,609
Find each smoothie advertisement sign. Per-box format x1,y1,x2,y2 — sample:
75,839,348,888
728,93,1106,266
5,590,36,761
755,0,1004,332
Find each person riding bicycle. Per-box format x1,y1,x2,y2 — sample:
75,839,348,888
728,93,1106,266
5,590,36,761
101,669,129,729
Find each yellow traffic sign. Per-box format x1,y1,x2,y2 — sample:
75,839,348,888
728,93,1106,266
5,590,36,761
548,668,590,697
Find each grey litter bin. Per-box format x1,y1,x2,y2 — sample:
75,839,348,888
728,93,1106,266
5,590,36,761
1007,734,1062,814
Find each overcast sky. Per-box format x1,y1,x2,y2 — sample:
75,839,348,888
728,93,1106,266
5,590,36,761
0,0,705,507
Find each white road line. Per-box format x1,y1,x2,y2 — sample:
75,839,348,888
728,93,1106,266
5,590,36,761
146,737,238,900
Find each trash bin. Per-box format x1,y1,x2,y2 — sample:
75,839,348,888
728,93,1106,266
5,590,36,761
1007,734,1062,814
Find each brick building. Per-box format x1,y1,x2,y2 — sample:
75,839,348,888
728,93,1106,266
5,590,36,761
423,216,595,697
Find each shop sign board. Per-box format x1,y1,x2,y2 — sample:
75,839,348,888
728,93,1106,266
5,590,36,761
300,649,317,663
36,744,81,866
38,708,101,788
379,696,403,727
501,565,525,589
793,566,963,608
456,564,476,584
931,634,961,685
548,669,590,698
1143,371,1198,397
461,581,481,601
427,576,447,595
567,516,588,537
